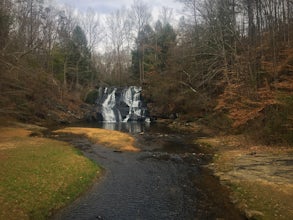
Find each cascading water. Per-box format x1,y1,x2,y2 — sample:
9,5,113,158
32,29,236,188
122,86,144,122
101,88,122,122
96,86,149,123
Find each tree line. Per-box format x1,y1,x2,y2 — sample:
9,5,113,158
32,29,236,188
0,0,176,86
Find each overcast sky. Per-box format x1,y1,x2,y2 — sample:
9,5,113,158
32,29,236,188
56,0,183,20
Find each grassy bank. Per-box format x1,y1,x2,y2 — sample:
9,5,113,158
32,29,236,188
196,135,293,220
0,127,100,220
54,127,139,152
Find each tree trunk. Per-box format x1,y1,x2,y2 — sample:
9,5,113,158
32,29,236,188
76,56,82,90
247,0,255,44
63,57,67,89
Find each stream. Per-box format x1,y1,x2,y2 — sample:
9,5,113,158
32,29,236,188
51,122,246,220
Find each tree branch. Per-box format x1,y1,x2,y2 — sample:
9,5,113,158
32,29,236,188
179,81,197,93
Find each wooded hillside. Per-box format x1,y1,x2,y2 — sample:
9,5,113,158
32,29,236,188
1,0,293,143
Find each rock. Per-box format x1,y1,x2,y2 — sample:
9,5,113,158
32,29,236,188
85,111,103,122
29,131,43,137
170,154,183,163
56,104,66,111
35,112,46,119
169,113,178,119
245,209,264,219
248,151,257,155
59,119,70,125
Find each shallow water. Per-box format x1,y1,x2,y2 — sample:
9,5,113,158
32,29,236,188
74,121,151,134
51,122,246,220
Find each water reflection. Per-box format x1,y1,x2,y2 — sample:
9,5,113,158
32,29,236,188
98,122,150,133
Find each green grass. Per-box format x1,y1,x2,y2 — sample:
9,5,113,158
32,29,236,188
0,129,100,220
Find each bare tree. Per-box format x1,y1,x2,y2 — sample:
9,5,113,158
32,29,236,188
80,8,104,86
81,8,104,54
56,7,76,88
159,7,174,26
130,0,152,84
106,8,132,85
130,0,152,36
178,0,199,27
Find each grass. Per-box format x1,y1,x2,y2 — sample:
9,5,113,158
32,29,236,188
54,127,139,152
195,135,293,220
233,181,293,220
0,127,100,220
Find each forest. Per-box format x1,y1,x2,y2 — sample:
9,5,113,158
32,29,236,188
1,0,293,144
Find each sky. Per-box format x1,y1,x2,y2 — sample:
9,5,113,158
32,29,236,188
56,0,183,21
54,0,184,52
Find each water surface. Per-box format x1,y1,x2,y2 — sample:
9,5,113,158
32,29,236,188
52,122,245,220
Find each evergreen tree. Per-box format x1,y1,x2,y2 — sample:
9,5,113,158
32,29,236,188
131,21,177,80
70,25,91,87
156,22,176,71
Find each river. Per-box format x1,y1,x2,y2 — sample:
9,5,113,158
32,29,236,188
51,122,246,220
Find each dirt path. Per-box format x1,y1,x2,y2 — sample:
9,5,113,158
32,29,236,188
51,130,245,220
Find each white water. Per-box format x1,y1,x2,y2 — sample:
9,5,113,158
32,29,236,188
101,88,122,122
99,86,149,123
122,87,143,122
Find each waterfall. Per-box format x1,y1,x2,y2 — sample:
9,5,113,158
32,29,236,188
101,88,122,122
96,86,149,123
122,86,143,122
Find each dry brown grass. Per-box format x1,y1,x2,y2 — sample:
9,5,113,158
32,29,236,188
54,127,139,152
196,135,293,220
0,127,31,138
234,180,293,220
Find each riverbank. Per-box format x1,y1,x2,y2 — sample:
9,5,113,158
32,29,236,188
165,119,293,220
0,123,100,220
197,135,293,220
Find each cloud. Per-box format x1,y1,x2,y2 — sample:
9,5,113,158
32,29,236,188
57,0,182,16
57,0,132,14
